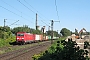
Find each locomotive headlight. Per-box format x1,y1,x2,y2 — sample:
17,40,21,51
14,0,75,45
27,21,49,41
17,38,19,39
22,38,24,39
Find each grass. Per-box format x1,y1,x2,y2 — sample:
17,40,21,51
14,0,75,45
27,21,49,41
0,50,5,54
0,36,66,54
0,40,48,54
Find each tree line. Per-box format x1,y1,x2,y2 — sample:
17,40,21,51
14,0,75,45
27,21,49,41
0,25,90,39
0,25,60,39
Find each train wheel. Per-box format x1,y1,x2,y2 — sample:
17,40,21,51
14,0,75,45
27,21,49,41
22,42,25,45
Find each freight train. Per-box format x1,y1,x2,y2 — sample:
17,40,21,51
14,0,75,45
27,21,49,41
16,32,51,44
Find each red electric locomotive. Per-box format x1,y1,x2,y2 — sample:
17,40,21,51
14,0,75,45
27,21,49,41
16,32,35,44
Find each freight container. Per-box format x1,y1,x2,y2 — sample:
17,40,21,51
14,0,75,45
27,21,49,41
39,35,43,41
35,34,40,41
43,36,46,40
48,36,51,40
46,36,48,40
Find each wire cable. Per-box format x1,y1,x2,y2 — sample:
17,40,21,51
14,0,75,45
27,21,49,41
24,0,49,21
17,0,35,14
18,0,50,26
0,5,21,17
1,0,35,20
55,0,60,20
9,20,19,26
0,5,34,24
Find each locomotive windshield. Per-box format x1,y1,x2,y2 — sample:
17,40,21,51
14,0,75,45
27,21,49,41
17,34,24,36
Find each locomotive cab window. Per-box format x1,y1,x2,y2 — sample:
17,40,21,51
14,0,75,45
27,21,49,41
17,34,24,36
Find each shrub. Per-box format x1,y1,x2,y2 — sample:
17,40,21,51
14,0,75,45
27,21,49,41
33,38,90,60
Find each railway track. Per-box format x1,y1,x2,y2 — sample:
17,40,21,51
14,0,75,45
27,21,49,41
0,41,51,60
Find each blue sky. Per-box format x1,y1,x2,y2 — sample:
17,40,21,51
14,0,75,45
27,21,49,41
0,0,90,32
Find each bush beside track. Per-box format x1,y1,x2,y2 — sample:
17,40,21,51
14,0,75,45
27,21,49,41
32,37,90,60
0,36,16,48
32,37,66,60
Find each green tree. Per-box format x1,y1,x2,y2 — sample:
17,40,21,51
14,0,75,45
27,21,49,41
37,39,89,60
31,29,42,34
11,25,30,34
11,25,42,35
87,32,90,35
60,28,71,37
0,26,12,39
46,31,59,37
53,31,59,37
4,26,10,32
46,31,52,36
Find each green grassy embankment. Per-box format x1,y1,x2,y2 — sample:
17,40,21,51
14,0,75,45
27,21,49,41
0,36,16,54
0,37,49,54
0,36,16,48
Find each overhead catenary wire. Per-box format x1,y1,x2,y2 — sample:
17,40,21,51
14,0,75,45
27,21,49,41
37,14,50,26
0,5,21,17
24,0,38,13
17,0,35,14
6,20,21,26
41,20,50,26
1,0,50,28
0,5,34,24
1,0,21,13
22,0,50,26
24,0,49,21
1,0,35,21
55,0,60,20
18,0,50,26
9,20,19,26
55,0,61,34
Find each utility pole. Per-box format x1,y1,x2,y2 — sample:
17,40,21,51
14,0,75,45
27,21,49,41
51,20,60,44
4,19,7,40
51,20,54,44
48,26,50,31
36,13,38,30
4,19,7,27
